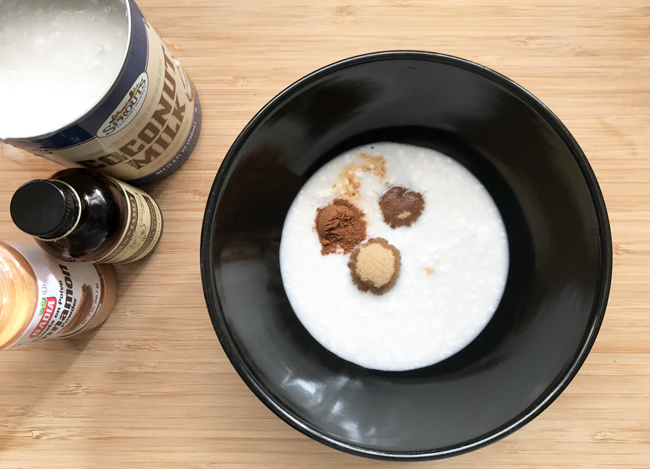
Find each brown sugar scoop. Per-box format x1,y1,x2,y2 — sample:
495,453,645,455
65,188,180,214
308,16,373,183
348,238,401,295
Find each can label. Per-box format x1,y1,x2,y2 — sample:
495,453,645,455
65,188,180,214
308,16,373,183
96,177,163,264
97,72,149,138
8,1,201,185
10,244,103,347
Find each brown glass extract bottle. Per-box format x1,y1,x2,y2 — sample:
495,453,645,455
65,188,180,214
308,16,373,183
10,168,163,263
0,241,117,350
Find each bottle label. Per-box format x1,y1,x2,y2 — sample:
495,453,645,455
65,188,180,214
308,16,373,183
95,177,163,264
10,244,103,347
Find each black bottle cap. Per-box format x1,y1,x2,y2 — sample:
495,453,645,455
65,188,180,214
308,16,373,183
10,180,81,239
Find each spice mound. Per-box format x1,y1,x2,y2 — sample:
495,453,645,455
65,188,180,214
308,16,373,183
349,238,401,295
379,186,425,228
315,198,367,255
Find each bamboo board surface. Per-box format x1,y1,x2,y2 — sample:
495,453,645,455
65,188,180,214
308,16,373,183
1,1,649,467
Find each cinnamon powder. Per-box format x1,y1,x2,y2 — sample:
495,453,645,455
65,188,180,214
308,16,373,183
315,199,367,255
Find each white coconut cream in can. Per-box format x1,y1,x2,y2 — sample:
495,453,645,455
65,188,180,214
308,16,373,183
0,0,201,185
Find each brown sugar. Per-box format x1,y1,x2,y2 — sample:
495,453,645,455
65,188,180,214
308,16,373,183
348,238,401,295
315,199,367,255
379,186,425,228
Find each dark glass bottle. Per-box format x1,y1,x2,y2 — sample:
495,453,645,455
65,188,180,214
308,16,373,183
10,169,163,263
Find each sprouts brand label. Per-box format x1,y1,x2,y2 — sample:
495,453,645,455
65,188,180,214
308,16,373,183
97,72,149,138
10,244,103,347
95,177,163,264
6,1,202,185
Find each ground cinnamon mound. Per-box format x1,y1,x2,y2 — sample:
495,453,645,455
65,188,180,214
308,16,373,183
379,186,425,228
348,238,401,295
315,198,367,255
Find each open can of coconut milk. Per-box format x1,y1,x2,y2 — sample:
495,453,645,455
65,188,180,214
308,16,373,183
0,0,201,185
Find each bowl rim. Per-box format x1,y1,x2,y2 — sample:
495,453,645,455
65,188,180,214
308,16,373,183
200,50,613,461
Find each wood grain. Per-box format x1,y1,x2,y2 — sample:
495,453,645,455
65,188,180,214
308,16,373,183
1,0,649,467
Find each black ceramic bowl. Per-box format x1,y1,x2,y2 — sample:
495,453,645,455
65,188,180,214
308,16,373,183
200,51,612,461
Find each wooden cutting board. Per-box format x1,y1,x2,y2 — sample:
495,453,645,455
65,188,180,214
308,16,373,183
1,0,648,467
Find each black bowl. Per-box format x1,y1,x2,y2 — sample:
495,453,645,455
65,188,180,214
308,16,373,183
200,51,612,461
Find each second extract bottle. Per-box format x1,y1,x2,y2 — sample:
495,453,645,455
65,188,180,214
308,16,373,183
10,169,163,263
